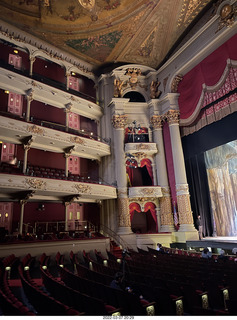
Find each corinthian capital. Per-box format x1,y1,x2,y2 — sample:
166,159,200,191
166,110,180,125
111,114,127,129
150,115,164,129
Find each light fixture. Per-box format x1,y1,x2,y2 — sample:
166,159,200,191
14,50,18,54
71,72,76,76
4,90,9,94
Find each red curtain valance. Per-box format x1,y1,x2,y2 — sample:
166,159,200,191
178,34,237,121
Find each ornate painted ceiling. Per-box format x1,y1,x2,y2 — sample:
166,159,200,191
0,0,214,71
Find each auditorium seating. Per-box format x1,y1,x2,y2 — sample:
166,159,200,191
1,247,236,316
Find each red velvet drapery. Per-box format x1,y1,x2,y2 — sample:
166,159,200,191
141,158,153,185
144,202,157,232
129,202,141,222
178,34,237,121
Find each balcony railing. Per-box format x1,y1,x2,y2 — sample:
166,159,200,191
0,59,96,103
0,110,110,145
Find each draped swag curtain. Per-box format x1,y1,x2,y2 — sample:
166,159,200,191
204,141,237,236
185,153,213,237
178,34,237,121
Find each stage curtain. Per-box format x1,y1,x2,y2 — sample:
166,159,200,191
204,141,237,236
144,202,157,232
178,34,237,120
185,153,213,237
129,202,141,222
141,158,153,185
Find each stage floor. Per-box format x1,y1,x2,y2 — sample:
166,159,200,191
187,236,237,252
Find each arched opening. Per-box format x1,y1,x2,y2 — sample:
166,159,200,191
123,91,146,102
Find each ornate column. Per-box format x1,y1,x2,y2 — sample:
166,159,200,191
66,71,70,90
64,146,75,178
26,89,34,122
150,115,175,232
166,110,196,233
65,103,72,131
111,114,132,234
19,199,26,235
23,136,34,174
29,56,36,76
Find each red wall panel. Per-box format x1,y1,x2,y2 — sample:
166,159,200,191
30,101,65,125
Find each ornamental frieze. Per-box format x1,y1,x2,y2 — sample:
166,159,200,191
139,188,156,196
25,178,46,190
74,184,92,193
27,125,44,136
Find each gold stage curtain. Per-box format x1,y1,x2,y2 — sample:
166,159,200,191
205,141,237,236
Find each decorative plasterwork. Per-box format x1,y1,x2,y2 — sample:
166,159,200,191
129,186,162,198
25,178,47,190
150,115,164,129
27,125,45,136
74,184,92,194
166,110,180,125
216,2,237,32
0,174,117,200
111,114,127,129
171,74,183,93
0,1,213,70
70,136,85,145
125,143,157,156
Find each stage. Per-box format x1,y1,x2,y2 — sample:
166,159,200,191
186,236,237,253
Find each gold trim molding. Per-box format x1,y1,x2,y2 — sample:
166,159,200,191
25,178,46,190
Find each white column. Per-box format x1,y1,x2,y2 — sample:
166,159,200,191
19,200,26,235
112,114,132,234
166,110,196,232
29,56,36,76
26,89,34,122
150,115,175,232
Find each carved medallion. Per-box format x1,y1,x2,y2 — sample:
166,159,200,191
74,184,92,193
25,178,46,190
27,125,44,135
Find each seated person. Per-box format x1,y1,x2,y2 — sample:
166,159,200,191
201,247,212,259
110,272,124,290
156,243,164,253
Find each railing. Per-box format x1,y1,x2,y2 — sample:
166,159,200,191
0,110,110,145
0,59,96,103
34,220,96,234
99,224,130,250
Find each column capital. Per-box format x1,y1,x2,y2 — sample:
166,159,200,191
111,114,127,129
150,115,165,129
166,109,180,125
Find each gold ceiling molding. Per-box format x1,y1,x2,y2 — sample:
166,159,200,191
177,0,211,27
0,1,214,70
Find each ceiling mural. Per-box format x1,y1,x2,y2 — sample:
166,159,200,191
0,0,214,70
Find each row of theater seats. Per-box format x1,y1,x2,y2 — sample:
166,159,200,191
0,254,35,315
1,247,237,316
80,248,237,315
